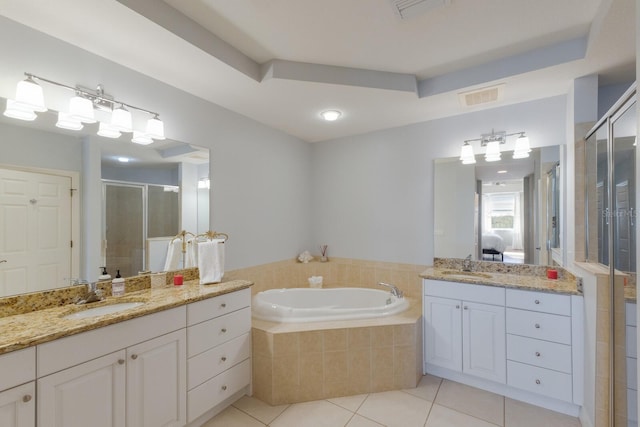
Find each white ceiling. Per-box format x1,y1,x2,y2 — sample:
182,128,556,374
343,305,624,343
0,0,635,142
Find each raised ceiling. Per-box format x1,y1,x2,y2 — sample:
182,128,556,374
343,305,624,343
0,0,635,142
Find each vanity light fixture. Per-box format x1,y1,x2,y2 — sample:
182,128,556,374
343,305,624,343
512,133,531,159
198,178,211,189
320,110,342,121
117,157,130,163
3,72,166,141
132,131,153,145
459,142,476,164
459,130,530,164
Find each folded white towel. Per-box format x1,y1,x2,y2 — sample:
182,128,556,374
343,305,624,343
198,239,225,284
164,239,182,271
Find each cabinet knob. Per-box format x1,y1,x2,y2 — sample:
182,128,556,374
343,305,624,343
221,303,227,308
535,352,541,357
463,306,468,310
131,354,138,360
455,305,460,309
221,356,227,362
118,359,125,365
221,385,227,391
221,328,227,333
534,300,540,304
535,379,541,385
534,323,540,329
22,394,32,403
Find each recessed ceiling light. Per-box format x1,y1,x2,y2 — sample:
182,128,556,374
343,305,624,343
320,110,342,121
118,157,130,163
497,170,507,174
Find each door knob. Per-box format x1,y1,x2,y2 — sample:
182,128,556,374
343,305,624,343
118,359,125,365
22,395,32,403
131,354,138,360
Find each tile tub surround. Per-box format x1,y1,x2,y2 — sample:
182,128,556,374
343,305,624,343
251,301,423,405
421,258,581,295
0,278,252,355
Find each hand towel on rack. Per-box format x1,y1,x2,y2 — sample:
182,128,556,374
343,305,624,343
198,239,225,284
185,239,198,268
164,239,182,271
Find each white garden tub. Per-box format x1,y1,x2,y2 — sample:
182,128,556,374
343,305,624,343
252,287,409,323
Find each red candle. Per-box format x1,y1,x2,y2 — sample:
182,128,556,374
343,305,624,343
546,269,558,280
174,274,184,286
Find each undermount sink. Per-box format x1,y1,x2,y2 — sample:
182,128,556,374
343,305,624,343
440,270,493,279
64,302,144,320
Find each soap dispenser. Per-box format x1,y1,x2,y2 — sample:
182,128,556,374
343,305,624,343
112,270,125,296
99,267,111,281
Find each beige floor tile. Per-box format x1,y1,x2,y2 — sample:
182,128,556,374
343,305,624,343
425,404,500,427
504,398,581,427
270,400,353,427
403,374,442,401
232,395,289,425
435,380,504,426
202,406,265,427
328,394,368,412
357,390,431,427
346,414,385,427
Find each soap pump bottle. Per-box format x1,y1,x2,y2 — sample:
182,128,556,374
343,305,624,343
99,267,111,281
112,270,125,296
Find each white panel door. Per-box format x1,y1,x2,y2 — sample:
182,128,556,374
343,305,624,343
424,296,462,372
0,382,35,427
462,301,506,383
126,329,186,427
38,351,126,427
0,168,72,295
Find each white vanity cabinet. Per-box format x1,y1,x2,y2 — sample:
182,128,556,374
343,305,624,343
626,302,637,426
424,280,506,383
0,348,36,427
186,288,251,425
37,306,187,427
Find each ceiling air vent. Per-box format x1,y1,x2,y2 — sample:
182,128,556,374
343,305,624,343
389,0,451,19
458,84,505,107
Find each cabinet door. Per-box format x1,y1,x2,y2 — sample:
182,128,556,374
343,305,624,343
0,382,35,427
424,296,462,371
462,301,506,383
38,351,126,427
127,329,186,427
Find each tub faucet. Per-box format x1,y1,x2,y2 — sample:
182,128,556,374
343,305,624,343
462,254,472,272
378,282,403,298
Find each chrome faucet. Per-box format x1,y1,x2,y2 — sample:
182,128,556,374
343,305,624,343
378,282,403,298
71,279,104,304
462,254,473,272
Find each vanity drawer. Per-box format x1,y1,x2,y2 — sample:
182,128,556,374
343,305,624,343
187,358,251,423
506,289,571,315
187,332,250,390
423,280,505,306
0,347,36,392
506,308,571,344
507,360,572,402
187,288,250,326
506,334,572,373
187,307,251,357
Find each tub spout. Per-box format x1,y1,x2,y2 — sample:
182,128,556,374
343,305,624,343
377,282,403,298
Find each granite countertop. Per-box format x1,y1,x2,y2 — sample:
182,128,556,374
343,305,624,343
420,266,581,295
0,279,252,355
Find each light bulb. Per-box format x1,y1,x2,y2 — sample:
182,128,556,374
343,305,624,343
320,110,342,121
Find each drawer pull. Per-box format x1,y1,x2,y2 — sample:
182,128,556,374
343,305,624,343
221,356,227,362
534,300,540,304
221,328,227,333
22,395,32,403
535,352,541,357
118,359,125,365
221,303,227,308
131,354,138,360
535,379,541,385
463,306,468,310
221,385,227,391
534,323,540,329
456,305,460,309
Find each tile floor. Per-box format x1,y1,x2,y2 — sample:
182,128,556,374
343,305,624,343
203,375,582,427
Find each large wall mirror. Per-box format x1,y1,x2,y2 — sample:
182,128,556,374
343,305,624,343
0,101,210,297
434,145,563,266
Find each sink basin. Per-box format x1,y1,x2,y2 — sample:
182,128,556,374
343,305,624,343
64,302,144,320
440,270,493,279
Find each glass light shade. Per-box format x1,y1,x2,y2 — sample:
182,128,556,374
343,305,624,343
484,140,501,162
198,178,210,189
320,110,341,121
4,99,37,121
132,131,153,145
459,143,476,164
15,77,47,112
111,105,133,132
97,121,121,139
512,134,531,159
69,96,96,123
56,111,83,131
145,116,165,140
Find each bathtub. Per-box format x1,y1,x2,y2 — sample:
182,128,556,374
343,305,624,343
251,287,409,323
